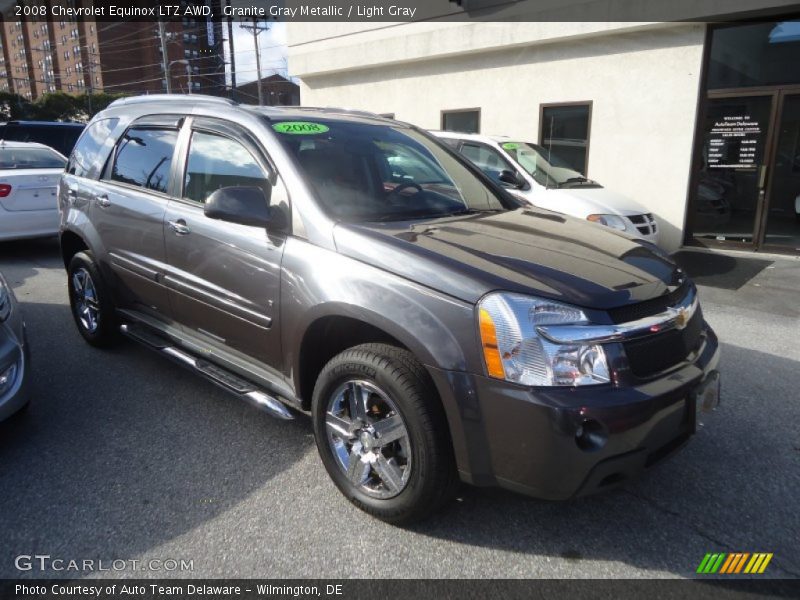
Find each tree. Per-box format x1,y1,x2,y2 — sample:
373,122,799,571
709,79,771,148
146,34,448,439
76,92,127,119
0,91,128,123
0,92,35,120
30,92,81,121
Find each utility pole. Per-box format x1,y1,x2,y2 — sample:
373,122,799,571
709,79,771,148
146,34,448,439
86,59,93,116
240,18,269,105
226,0,237,100
158,21,171,93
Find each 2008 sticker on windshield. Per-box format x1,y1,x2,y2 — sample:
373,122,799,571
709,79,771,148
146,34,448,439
272,122,330,134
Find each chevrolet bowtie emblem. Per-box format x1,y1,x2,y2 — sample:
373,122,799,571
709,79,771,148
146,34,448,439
674,307,688,330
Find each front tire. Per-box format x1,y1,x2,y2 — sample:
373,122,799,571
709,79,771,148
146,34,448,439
67,251,118,347
312,343,458,524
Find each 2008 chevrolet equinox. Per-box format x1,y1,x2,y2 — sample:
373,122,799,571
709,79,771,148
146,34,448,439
58,96,720,524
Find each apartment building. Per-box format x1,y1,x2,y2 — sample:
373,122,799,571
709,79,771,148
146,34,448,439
0,0,225,98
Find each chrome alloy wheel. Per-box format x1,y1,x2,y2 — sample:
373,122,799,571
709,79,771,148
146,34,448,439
71,267,100,333
325,380,412,499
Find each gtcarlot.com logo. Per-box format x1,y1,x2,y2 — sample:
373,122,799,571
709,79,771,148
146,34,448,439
697,552,773,574
15,555,194,573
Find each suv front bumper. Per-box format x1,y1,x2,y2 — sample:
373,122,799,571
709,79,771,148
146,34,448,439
428,323,720,500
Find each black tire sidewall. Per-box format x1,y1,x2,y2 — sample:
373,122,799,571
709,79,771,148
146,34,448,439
67,252,117,347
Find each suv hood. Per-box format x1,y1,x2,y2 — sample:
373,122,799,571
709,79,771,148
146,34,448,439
334,209,682,309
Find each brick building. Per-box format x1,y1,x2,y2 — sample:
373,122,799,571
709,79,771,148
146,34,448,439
235,74,299,106
0,0,225,99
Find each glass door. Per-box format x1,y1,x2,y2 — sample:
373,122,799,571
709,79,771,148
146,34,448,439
762,93,800,252
690,94,776,248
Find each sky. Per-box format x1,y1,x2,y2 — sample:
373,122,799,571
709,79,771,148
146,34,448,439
225,21,289,86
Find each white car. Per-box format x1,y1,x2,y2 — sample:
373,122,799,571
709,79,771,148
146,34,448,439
0,141,66,242
432,131,660,244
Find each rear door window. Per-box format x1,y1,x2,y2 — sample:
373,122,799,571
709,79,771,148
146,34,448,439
67,118,119,179
108,127,178,194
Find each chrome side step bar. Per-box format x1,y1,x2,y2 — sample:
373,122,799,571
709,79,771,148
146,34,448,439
120,324,293,420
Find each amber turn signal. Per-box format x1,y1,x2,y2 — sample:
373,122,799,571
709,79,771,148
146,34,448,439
479,308,506,379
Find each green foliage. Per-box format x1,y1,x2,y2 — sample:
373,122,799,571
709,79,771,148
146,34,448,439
0,92,34,120
0,91,128,122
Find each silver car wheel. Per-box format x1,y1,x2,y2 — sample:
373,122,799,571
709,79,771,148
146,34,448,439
325,379,412,499
72,267,100,333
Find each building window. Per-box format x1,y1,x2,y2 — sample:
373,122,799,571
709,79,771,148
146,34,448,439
441,109,480,134
539,102,592,176
708,21,800,90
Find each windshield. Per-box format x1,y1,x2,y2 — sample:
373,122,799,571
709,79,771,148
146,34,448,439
271,119,508,222
499,141,598,188
0,146,67,169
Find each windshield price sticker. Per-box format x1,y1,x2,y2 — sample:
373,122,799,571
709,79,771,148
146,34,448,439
502,142,520,150
272,122,330,135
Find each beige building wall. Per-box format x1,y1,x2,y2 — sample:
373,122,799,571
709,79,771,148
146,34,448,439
289,22,707,251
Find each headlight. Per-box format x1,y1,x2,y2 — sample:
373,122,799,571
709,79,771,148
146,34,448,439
478,293,610,387
587,214,627,231
0,279,10,321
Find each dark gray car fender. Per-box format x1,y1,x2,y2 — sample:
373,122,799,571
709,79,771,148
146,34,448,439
280,237,483,469
281,237,476,375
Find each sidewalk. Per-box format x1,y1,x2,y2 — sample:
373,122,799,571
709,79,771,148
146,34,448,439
673,248,800,321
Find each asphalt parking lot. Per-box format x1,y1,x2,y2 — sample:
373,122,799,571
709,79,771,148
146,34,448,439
0,238,798,579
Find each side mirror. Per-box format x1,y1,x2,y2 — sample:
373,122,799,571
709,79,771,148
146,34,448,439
204,186,272,228
498,169,524,188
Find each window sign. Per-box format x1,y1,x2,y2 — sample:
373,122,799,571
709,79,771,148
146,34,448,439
707,115,762,170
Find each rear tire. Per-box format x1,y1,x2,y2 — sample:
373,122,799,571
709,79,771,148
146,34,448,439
312,343,458,524
67,251,119,347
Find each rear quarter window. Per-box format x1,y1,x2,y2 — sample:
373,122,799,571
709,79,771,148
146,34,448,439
67,118,119,179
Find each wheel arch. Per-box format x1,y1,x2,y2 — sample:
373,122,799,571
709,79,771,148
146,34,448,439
295,313,413,411
60,229,90,269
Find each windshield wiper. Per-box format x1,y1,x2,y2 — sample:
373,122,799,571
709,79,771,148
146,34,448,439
557,177,595,188
363,208,503,223
364,212,441,223
435,208,504,218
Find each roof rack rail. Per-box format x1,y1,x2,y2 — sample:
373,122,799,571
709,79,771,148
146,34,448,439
108,94,238,108
291,106,386,119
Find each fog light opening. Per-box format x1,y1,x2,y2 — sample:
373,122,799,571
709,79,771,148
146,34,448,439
0,362,18,396
575,418,607,452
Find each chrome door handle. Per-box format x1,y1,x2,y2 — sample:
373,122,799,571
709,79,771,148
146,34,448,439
168,220,190,235
96,194,111,208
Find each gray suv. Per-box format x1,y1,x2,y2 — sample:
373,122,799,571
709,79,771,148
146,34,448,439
59,96,720,524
